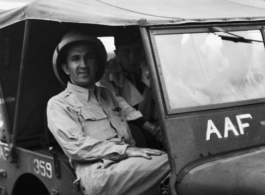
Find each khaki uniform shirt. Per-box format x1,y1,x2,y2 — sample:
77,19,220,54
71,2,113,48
47,83,170,195
47,82,142,167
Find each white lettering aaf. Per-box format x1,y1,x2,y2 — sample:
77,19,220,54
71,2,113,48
206,114,252,141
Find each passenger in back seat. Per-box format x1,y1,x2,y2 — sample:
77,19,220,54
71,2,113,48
100,26,161,149
47,31,170,195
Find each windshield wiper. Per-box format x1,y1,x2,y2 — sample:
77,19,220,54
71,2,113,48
209,26,263,43
218,35,255,43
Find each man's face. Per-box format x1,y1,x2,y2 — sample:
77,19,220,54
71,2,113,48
62,43,98,88
115,40,144,73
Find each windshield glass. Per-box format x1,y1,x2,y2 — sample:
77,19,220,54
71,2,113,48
154,30,265,111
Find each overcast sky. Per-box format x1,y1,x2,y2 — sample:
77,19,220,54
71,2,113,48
0,0,34,10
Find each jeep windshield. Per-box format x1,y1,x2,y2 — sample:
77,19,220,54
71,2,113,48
151,27,265,113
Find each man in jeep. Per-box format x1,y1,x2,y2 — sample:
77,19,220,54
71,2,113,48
100,26,163,149
47,31,169,195
101,26,156,121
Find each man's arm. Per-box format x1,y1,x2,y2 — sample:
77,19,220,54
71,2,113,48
141,121,164,144
47,98,129,162
115,95,166,157
116,95,164,144
125,147,165,159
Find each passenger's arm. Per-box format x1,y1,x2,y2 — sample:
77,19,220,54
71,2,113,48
142,121,164,144
47,99,128,162
115,95,164,144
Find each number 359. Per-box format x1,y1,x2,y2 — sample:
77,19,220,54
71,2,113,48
33,159,52,178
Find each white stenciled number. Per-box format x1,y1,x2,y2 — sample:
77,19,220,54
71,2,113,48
33,159,40,174
46,162,52,178
40,160,46,176
33,159,52,178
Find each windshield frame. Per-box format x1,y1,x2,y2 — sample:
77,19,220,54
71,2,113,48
149,24,265,114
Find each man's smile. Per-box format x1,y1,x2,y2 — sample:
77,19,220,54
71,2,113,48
78,70,90,75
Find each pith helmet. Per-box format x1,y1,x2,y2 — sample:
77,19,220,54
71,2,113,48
52,31,107,85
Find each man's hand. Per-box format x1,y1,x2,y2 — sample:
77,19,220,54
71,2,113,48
125,147,165,160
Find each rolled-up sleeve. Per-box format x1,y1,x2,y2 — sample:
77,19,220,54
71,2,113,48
115,96,142,121
47,98,128,162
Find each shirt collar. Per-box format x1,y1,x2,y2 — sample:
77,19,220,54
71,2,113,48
66,82,92,101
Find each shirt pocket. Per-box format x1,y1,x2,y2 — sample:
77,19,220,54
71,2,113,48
80,106,107,121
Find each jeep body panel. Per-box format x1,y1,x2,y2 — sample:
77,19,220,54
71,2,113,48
178,147,265,195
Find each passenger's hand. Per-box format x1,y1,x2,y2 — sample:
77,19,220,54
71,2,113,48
125,147,165,160
142,121,166,149
142,122,164,143
152,125,164,144
153,125,167,151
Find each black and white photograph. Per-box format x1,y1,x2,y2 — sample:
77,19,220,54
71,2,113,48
0,0,265,195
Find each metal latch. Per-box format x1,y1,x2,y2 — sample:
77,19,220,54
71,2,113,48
51,189,59,195
49,147,60,178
